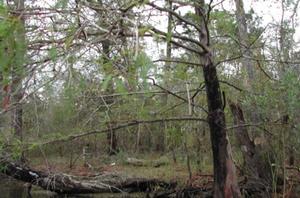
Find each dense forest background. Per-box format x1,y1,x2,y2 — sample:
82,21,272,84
0,0,300,197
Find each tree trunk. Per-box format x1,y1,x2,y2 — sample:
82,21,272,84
96,0,118,155
234,0,260,127
0,157,174,194
102,36,118,156
201,54,241,198
155,0,173,153
196,2,241,197
10,0,26,160
11,74,23,140
234,0,256,82
229,101,257,176
229,101,272,195
233,1,275,191
107,121,118,155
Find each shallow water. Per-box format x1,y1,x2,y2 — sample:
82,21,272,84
0,176,144,198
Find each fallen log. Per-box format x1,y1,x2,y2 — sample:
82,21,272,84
0,157,175,194
125,157,168,168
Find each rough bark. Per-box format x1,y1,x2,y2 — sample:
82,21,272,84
229,102,257,175
201,55,241,198
229,101,272,195
0,157,175,194
196,2,242,197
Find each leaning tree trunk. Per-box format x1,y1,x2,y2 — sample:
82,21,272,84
196,2,241,197
229,101,258,177
229,101,272,195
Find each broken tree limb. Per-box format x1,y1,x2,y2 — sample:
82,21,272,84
229,101,272,196
0,157,176,194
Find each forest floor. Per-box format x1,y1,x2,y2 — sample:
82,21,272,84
23,153,300,197
28,153,214,189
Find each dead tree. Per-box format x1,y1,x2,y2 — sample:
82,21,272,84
0,156,174,194
229,101,272,196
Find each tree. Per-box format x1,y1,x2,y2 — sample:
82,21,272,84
1,0,300,197
11,0,25,144
233,0,273,187
196,1,241,196
0,1,26,160
146,1,242,196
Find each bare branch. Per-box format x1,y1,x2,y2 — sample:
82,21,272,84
219,80,243,92
38,117,207,145
147,2,202,33
153,58,204,67
148,77,208,113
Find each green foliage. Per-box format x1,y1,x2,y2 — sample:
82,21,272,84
166,126,183,148
135,52,153,87
1,1,298,185
49,47,58,61
101,74,113,91
138,26,151,36
55,0,68,8
280,70,300,116
115,78,127,93
184,11,200,24
210,10,236,35
0,6,25,84
65,25,77,49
